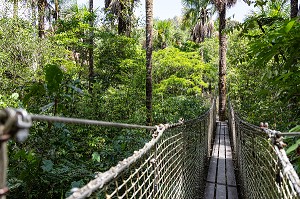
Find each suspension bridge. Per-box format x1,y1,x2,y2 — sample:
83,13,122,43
1,99,300,199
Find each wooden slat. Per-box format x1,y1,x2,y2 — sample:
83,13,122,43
216,184,226,199
207,157,217,182
224,127,237,187
204,121,239,199
217,126,226,184
204,182,215,199
226,160,236,186
228,186,239,199
206,124,220,182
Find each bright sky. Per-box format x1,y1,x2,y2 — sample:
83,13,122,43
77,0,254,22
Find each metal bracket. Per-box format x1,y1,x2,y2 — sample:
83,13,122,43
0,108,32,199
0,108,32,143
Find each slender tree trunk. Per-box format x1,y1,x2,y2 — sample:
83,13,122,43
146,0,153,126
200,8,205,42
118,1,127,35
88,0,94,92
218,4,227,121
291,0,299,18
31,1,37,27
54,0,59,20
38,0,46,38
127,0,135,36
13,0,18,18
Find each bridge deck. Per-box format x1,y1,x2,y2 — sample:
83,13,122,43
204,121,238,199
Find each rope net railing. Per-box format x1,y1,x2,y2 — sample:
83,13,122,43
0,100,216,199
67,100,216,199
228,102,300,199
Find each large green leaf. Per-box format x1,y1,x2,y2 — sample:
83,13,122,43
286,126,300,155
290,125,300,132
285,20,295,33
44,64,63,94
41,160,54,172
92,152,101,162
286,139,300,155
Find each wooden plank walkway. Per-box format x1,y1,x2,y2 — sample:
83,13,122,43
204,121,239,199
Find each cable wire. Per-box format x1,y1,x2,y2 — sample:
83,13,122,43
30,114,156,130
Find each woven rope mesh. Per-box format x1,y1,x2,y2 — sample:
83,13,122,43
68,101,216,199
228,103,300,199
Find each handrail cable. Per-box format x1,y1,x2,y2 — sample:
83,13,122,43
0,110,156,131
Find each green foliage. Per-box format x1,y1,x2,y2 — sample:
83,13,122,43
1,5,213,199
54,6,92,46
228,15,300,130
226,0,299,174
44,64,64,94
152,47,212,123
153,95,209,123
179,40,201,52
284,125,300,174
153,19,173,49
0,93,21,109
153,18,190,50
153,47,206,84
95,32,142,89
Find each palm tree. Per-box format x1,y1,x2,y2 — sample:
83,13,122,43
145,0,153,125
154,19,172,49
182,0,214,43
212,0,237,121
104,0,138,36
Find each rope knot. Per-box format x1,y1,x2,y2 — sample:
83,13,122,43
152,124,165,138
178,118,184,124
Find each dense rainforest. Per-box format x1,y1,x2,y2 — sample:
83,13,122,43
0,0,299,198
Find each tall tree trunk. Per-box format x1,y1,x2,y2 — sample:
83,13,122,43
291,0,299,18
13,0,18,18
218,3,227,121
127,0,135,36
38,0,46,38
54,0,59,20
31,0,37,27
145,0,153,126
118,1,127,35
88,0,94,92
200,8,206,42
